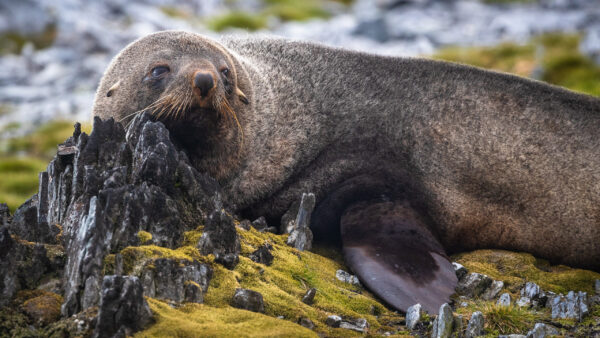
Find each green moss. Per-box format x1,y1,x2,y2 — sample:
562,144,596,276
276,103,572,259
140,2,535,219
182,227,204,246
452,250,600,294
139,298,317,337
208,12,268,32
0,24,57,55
137,231,153,245
482,303,538,335
199,227,398,336
264,0,330,22
119,244,208,275
433,33,600,97
0,121,91,211
21,291,63,327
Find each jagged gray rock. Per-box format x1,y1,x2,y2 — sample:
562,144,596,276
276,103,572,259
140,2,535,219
526,323,559,338
0,203,9,227
302,287,317,305
497,293,511,307
465,311,484,338
197,209,240,270
298,317,315,330
595,279,600,295
520,282,547,307
339,317,369,333
139,258,212,304
335,269,361,286
0,226,64,307
93,275,153,338
456,272,493,298
516,297,531,307
231,288,265,313
406,303,422,330
431,303,454,338
249,243,274,266
283,192,315,251
482,280,504,300
452,262,468,281
550,291,589,321
251,216,277,233
0,114,226,317
326,315,342,328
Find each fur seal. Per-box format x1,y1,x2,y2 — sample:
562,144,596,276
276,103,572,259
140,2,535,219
93,30,600,313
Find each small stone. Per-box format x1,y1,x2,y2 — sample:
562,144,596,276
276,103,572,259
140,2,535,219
335,270,361,286
251,216,269,231
339,317,369,333
465,311,484,338
550,291,588,321
238,220,252,230
497,293,511,307
595,280,600,295
326,315,342,328
526,323,559,338
298,317,315,330
520,282,547,306
482,280,504,300
93,276,153,338
302,288,317,305
516,297,531,307
452,262,467,280
456,273,493,298
461,302,468,307
231,288,264,313
284,193,315,251
405,303,421,330
431,303,453,338
249,243,274,266
198,209,241,270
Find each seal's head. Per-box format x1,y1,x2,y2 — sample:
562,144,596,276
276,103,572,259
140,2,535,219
93,30,249,179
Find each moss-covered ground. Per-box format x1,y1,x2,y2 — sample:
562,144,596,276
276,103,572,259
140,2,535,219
433,33,600,97
0,121,90,212
205,0,352,32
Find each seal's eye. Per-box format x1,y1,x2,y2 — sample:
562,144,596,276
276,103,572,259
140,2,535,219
151,65,170,78
221,68,229,76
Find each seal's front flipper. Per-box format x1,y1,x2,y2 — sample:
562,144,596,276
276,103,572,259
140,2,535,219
340,200,457,314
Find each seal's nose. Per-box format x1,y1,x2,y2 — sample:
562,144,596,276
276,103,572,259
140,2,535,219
193,72,214,97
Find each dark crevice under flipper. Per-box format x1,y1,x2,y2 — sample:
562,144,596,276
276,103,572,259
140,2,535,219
340,200,457,314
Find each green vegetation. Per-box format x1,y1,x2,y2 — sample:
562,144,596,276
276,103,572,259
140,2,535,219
482,303,538,335
119,227,403,336
0,24,57,55
0,120,90,212
433,33,600,97
207,0,351,32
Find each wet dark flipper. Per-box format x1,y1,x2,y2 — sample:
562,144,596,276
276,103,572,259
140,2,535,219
340,200,457,314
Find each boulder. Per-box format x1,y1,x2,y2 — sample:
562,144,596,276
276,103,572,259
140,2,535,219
431,303,454,338
302,288,317,305
406,303,422,330
550,291,589,321
231,288,264,313
526,323,559,338
249,243,274,266
465,311,484,338
335,269,361,286
93,275,153,338
283,193,315,251
456,273,492,298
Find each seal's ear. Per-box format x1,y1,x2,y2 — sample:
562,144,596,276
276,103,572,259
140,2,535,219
236,87,249,105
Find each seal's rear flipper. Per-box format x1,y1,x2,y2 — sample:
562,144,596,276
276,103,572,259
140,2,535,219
340,200,457,314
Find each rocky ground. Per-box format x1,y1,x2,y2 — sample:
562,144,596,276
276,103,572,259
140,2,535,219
0,0,599,130
0,113,599,337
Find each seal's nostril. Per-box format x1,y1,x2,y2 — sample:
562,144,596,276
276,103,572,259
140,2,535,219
194,72,214,97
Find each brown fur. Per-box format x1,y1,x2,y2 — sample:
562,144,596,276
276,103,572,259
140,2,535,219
93,31,600,271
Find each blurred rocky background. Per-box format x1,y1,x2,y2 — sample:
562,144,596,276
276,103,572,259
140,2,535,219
0,0,599,211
